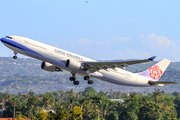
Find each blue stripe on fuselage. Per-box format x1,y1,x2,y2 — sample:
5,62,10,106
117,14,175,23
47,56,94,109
0,38,42,56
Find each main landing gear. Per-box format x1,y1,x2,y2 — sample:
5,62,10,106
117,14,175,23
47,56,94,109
84,76,94,84
69,73,79,85
69,73,94,85
13,51,18,59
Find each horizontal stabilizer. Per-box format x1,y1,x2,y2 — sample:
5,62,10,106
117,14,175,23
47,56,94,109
148,81,178,85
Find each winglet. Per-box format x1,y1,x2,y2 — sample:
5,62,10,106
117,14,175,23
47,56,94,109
148,56,156,61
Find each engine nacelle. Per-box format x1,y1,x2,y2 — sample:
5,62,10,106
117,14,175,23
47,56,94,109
66,59,83,70
41,61,62,72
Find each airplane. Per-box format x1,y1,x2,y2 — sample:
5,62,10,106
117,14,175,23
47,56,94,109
0,35,178,86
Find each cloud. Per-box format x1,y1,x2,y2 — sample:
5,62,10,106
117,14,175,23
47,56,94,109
71,37,131,48
95,41,112,47
139,34,144,38
77,39,92,45
71,39,92,47
139,34,180,61
112,37,131,42
141,34,172,49
53,33,180,61
94,37,131,48
117,47,150,59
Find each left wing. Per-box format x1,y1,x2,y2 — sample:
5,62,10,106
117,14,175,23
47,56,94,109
83,56,156,71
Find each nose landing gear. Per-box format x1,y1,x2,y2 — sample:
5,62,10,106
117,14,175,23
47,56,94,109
13,51,18,59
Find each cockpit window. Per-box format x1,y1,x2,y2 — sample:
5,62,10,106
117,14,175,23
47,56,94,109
5,36,12,39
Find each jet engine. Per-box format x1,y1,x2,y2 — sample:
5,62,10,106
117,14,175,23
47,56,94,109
66,59,83,70
41,61,62,72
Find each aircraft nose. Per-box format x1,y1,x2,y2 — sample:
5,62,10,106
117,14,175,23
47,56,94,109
0,38,3,42
0,38,6,43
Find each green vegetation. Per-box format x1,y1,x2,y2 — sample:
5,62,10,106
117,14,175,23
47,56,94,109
0,87,180,120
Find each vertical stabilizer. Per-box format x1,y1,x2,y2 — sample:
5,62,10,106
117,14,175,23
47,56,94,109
138,59,171,81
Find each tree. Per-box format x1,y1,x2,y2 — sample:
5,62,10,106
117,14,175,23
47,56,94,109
124,112,138,120
56,105,70,119
28,90,35,98
139,96,148,106
163,112,171,120
172,91,180,96
15,111,27,120
160,95,177,119
138,101,162,120
152,89,162,103
70,106,83,120
106,111,119,120
52,98,59,114
4,92,11,101
101,99,109,118
9,97,20,118
121,92,128,98
81,99,93,120
119,92,139,120
4,99,14,117
82,87,96,96
69,97,74,110
19,103,29,117
26,96,37,118
0,103,4,118
69,89,76,98
109,89,114,98
174,95,180,118
36,110,48,120
43,94,52,108
98,91,108,98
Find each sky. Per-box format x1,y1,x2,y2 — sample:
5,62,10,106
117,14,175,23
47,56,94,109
0,0,180,61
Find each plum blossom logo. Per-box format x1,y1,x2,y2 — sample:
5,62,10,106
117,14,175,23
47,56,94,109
148,65,162,79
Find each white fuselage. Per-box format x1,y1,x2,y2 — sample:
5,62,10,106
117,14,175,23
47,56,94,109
1,36,154,87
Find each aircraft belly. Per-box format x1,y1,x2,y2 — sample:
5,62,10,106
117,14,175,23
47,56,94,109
100,70,148,86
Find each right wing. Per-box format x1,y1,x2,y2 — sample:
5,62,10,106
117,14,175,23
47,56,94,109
83,56,156,71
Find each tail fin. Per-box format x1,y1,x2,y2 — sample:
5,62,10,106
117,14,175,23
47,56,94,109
138,59,171,81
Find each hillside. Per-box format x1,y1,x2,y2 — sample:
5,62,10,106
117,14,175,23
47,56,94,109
0,57,180,94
